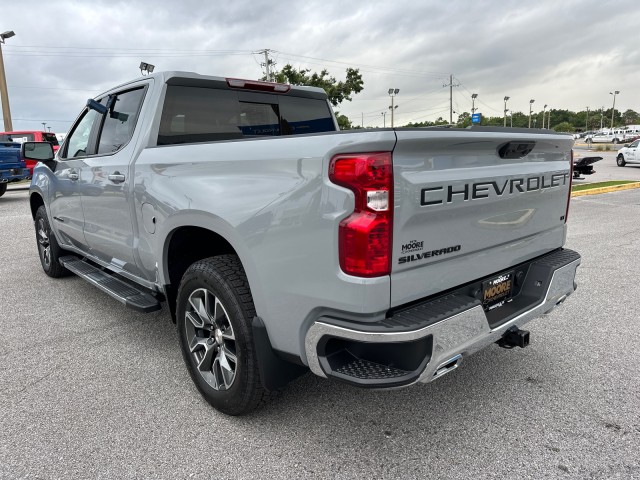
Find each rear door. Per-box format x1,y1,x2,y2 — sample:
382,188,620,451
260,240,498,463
80,86,147,277
390,128,573,307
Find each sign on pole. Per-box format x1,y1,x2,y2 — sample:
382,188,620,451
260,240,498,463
471,113,482,124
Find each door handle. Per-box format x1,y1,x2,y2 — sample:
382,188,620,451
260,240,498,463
68,172,79,181
108,172,126,184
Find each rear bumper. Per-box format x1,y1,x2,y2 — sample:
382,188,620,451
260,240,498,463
304,248,580,388
0,168,30,183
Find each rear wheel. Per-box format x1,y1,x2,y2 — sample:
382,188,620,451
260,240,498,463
34,206,70,278
617,155,626,167
176,255,269,415
0,183,7,197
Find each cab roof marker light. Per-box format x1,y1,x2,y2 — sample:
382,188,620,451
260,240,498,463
225,78,291,93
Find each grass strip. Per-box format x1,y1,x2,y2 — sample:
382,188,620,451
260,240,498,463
571,180,636,192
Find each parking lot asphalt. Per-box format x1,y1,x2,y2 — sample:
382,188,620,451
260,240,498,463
1,188,639,479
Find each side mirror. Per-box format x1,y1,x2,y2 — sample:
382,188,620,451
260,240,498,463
21,141,54,162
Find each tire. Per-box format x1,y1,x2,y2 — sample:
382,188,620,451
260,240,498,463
34,206,70,278
0,183,6,197
617,155,626,167
176,255,270,415
613,138,618,144
586,138,592,144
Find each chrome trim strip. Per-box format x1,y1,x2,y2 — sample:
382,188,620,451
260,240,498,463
304,258,580,382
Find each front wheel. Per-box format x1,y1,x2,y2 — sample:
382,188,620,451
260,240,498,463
617,155,626,167
176,255,269,415
34,206,70,277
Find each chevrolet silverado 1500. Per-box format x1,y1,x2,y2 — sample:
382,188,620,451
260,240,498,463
27,71,580,415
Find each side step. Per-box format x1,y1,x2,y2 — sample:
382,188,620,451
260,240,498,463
59,256,162,313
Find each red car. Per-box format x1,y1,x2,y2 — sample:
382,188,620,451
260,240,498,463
0,131,60,175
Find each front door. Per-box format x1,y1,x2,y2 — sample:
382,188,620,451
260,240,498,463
49,108,102,250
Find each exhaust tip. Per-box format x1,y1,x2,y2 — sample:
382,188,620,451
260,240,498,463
433,354,463,379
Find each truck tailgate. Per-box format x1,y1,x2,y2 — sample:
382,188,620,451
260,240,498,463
390,129,573,307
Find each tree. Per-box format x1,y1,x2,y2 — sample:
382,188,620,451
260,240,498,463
552,121,574,133
267,64,364,107
336,113,353,130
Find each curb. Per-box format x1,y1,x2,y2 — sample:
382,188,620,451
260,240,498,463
571,182,640,197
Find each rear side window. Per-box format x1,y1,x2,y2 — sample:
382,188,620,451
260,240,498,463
158,85,334,146
97,88,145,154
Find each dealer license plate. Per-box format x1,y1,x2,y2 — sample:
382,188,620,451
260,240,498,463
482,271,514,310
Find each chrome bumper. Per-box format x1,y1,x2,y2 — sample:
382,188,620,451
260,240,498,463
304,255,580,386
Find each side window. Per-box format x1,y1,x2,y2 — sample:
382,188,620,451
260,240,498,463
158,86,241,145
97,88,145,154
631,140,639,148
64,109,101,158
279,97,335,135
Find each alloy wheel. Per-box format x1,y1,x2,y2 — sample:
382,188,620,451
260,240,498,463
37,218,51,268
184,288,237,390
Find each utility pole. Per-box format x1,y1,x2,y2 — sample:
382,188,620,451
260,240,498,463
600,106,604,130
443,74,458,124
585,107,589,131
0,31,16,131
258,49,274,81
548,109,552,130
542,104,547,129
361,112,363,128
388,88,399,127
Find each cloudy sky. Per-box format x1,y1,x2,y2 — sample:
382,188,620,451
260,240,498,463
2,0,638,134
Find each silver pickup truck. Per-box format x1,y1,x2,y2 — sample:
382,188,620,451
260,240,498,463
26,71,580,415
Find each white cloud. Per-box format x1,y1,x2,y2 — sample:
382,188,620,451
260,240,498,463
1,0,637,132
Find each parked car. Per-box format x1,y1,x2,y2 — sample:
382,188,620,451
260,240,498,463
0,131,60,175
616,139,639,166
586,131,624,144
0,141,30,197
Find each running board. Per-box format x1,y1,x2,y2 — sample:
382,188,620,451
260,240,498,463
59,256,162,313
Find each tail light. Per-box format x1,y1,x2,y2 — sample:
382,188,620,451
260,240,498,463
329,152,393,277
565,150,573,223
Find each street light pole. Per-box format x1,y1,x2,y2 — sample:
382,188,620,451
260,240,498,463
528,99,535,128
381,111,386,128
471,93,478,114
547,109,552,130
0,30,16,131
503,96,510,127
609,90,619,129
388,88,399,128
542,104,547,129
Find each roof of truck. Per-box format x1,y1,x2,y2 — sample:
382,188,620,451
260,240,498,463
97,71,328,100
